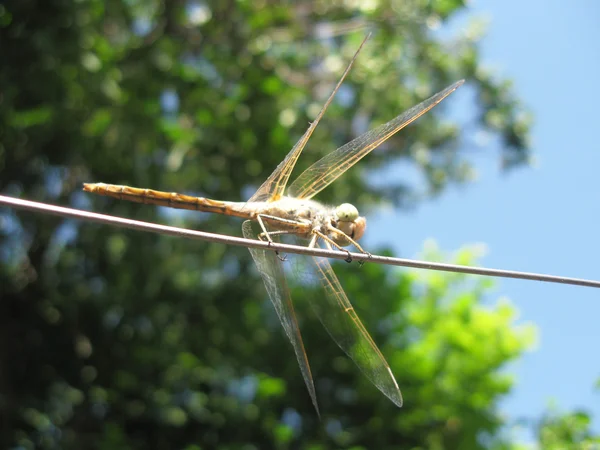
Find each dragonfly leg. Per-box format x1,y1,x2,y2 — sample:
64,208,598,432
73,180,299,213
258,214,309,229
342,233,370,266
262,230,302,262
257,214,310,238
256,215,286,260
261,230,296,238
313,230,353,263
256,214,310,261
309,233,352,263
307,233,319,249
327,226,372,261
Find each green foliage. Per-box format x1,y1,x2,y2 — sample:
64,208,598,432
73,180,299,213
535,409,600,449
0,0,576,449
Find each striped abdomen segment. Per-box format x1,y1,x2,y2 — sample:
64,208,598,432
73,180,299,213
82,183,252,218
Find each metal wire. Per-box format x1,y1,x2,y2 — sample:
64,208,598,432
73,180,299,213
2,194,599,289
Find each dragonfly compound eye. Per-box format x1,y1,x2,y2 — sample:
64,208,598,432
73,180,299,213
335,203,359,222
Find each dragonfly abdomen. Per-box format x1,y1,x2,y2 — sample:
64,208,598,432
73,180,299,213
82,183,252,218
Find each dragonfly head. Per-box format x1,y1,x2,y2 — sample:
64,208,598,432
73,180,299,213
333,203,367,245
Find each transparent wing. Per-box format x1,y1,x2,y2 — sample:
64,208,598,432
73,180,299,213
241,221,320,416
308,250,403,407
288,79,465,200
248,35,370,203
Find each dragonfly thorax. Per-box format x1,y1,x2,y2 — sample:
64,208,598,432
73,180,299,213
256,197,366,248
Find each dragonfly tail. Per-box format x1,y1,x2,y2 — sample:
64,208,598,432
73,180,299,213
83,183,251,218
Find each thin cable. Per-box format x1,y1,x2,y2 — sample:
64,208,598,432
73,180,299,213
2,194,599,289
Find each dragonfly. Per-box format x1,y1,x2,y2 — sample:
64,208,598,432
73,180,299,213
83,36,463,415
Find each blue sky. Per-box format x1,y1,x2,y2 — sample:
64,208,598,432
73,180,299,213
368,0,600,436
